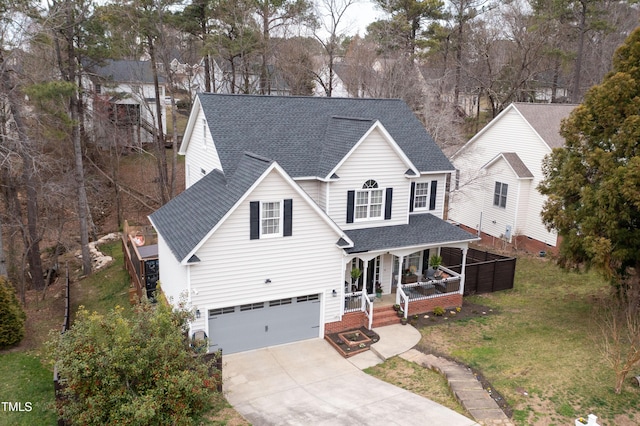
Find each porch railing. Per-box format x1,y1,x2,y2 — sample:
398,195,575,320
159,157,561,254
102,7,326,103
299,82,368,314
344,291,373,329
344,291,363,313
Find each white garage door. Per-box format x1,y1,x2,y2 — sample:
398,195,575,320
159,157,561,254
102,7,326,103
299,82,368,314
208,294,321,354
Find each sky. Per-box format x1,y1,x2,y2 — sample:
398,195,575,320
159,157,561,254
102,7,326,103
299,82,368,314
324,0,387,37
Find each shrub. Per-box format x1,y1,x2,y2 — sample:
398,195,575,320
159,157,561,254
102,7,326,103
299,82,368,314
49,301,219,425
0,277,26,348
433,306,445,316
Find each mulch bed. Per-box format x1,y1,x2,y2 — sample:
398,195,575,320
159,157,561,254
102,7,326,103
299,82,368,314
325,327,380,358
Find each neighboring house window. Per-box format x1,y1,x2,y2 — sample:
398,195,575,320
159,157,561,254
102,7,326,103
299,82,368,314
261,202,281,236
250,199,292,240
202,119,207,149
409,181,438,212
355,180,383,220
494,182,508,208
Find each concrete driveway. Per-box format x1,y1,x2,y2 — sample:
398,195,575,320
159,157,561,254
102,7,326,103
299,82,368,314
222,334,479,425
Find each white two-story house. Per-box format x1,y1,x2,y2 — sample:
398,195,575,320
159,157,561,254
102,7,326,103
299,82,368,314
82,59,168,148
149,94,478,354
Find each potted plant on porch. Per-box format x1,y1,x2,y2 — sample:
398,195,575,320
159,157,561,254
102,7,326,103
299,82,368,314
375,282,382,298
351,267,362,289
429,254,443,278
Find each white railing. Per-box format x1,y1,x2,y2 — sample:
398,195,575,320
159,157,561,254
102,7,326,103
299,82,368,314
344,291,363,313
344,291,373,329
396,285,409,319
362,293,373,330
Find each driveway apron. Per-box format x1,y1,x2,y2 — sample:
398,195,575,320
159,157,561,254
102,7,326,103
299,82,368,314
223,338,479,425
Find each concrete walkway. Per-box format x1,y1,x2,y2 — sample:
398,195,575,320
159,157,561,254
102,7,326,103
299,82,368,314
399,350,514,426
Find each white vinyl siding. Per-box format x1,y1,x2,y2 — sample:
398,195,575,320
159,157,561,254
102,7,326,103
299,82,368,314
481,161,518,240
449,105,558,246
156,233,188,309
329,128,410,229
296,180,320,204
187,169,344,329
183,107,222,188
410,174,448,219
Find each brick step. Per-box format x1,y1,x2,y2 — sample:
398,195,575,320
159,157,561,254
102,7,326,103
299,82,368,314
372,307,403,328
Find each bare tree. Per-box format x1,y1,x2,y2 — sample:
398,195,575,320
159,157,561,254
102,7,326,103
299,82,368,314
311,0,358,96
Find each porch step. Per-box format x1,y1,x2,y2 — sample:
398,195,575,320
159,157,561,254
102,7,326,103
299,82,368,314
372,306,402,328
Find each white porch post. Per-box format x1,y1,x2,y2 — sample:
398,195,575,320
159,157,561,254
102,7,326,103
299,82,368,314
460,247,468,295
362,259,369,294
395,254,404,305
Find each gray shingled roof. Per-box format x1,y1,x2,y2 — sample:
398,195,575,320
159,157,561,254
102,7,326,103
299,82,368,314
149,153,272,262
344,214,477,254
85,59,166,84
196,94,452,178
484,152,534,178
513,103,577,149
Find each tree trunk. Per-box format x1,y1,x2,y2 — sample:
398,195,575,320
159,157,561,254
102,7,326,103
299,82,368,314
0,50,45,290
570,0,587,103
260,7,269,95
64,1,92,276
147,35,170,205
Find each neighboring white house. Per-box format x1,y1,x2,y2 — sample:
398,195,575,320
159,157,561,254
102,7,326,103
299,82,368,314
82,60,168,147
149,94,478,354
448,102,577,252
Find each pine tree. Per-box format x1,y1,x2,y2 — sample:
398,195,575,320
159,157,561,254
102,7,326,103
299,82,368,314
0,277,26,348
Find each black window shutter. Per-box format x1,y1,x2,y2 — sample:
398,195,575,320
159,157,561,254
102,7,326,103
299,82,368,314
283,199,293,237
250,201,260,240
409,182,416,213
346,190,355,223
384,188,393,220
429,181,438,210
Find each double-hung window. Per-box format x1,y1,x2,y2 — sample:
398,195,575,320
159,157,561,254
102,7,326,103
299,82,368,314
494,182,508,208
261,201,281,236
250,199,292,240
413,182,430,209
355,180,383,220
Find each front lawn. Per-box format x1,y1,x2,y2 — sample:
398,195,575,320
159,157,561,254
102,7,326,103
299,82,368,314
0,353,57,426
416,256,640,425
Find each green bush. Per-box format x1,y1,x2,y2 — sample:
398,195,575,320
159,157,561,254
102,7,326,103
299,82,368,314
432,306,445,316
0,277,26,348
49,301,219,425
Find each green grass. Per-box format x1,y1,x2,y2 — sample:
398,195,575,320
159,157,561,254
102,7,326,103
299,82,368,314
72,241,130,317
0,241,132,425
365,357,469,417
419,256,640,425
0,353,57,425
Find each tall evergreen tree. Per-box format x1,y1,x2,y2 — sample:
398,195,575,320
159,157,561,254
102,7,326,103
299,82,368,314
539,26,640,284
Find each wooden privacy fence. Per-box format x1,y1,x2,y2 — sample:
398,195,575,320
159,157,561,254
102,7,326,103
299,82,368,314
441,247,516,295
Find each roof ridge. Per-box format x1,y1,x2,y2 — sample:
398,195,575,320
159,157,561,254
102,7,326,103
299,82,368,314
330,115,375,122
242,151,273,163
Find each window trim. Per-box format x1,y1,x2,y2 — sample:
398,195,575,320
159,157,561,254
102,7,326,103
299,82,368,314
354,180,384,221
260,200,283,238
412,182,430,210
493,181,508,208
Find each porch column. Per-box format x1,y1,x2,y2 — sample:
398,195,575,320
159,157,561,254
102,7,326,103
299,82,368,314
395,254,404,305
460,247,468,295
362,259,369,294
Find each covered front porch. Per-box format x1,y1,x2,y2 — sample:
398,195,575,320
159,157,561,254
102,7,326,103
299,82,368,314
327,213,479,333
